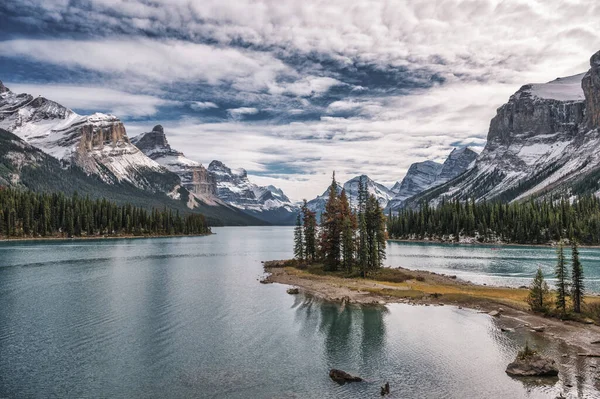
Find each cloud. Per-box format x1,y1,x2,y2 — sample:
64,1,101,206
190,101,218,110
6,82,172,117
227,107,259,119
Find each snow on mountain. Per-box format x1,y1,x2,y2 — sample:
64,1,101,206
207,160,297,224
132,125,219,205
306,175,394,220
385,148,477,212
0,82,179,194
405,50,600,207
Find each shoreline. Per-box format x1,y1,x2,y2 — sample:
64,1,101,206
0,232,213,243
263,261,600,354
387,238,600,249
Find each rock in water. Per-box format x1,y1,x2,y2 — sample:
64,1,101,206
505,354,559,377
286,288,299,295
329,369,363,384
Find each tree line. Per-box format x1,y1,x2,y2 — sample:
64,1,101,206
294,174,387,276
528,241,585,315
387,196,600,245
0,187,210,239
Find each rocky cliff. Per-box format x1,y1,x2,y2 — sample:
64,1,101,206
405,49,600,207
0,83,180,194
132,125,217,202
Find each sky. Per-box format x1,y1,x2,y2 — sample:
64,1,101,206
1,0,599,201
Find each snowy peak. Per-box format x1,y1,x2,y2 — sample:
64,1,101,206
403,49,600,207
131,125,183,160
0,84,180,194
0,80,10,94
393,160,443,201
207,160,296,224
306,174,394,219
132,125,217,202
521,73,586,102
437,147,478,183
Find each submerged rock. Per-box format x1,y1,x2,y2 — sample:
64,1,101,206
329,369,363,384
506,354,558,377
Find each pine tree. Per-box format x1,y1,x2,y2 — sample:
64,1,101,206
554,242,569,315
571,240,585,313
357,176,368,276
294,212,304,261
320,172,342,271
339,188,356,273
527,267,550,313
301,200,317,262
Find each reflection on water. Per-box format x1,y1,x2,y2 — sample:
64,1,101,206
388,241,600,291
0,227,598,398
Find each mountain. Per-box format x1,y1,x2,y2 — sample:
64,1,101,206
131,125,219,205
0,82,181,196
386,147,477,212
405,49,600,207
306,175,394,220
207,160,297,225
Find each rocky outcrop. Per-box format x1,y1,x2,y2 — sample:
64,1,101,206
583,50,600,130
437,147,478,183
132,125,217,200
0,80,10,94
329,369,363,384
505,354,558,377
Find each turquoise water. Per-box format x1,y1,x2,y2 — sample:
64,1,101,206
388,240,600,292
0,227,598,398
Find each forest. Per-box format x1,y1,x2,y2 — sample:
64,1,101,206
0,187,210,239
387,196,600,245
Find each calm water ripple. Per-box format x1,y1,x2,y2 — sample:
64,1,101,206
1,227,599,398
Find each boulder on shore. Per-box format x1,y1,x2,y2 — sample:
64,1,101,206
329,369,363,384
505,354,558,377
287,288,299,295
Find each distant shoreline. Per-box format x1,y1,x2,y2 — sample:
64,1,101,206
387,238,600,249
0,232,213,243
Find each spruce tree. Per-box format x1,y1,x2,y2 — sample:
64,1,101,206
301,200,317,262
554,242,569,315
294,212,304,261
357,176,368,276
320,172,342,271
527,267,550,313
571,240,585,313
339,189,356,273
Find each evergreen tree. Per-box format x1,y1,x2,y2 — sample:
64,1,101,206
571,240,585,313
554,242,569,315
357,176,369,276
339,189,357,272
294,212,304,261
527,267,550,313
301,199,317,262
320,172,342,271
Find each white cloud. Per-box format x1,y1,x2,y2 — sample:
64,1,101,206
190,101,218,110
7,82,172,117
227,107,259,119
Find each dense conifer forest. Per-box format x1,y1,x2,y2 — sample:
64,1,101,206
387,196,600,245
0,187,210,239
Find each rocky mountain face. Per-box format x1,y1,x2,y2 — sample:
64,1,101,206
132,125,218,204
386,148,477,212
0,82,180,196
406,49,600,207
207,160,297,225
306,175,394,220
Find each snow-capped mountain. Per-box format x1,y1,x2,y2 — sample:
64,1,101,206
0,81,180,195
306,175,394,219
386,148,477,212
132,125,219,205
207,160,297,225
405,49,600,207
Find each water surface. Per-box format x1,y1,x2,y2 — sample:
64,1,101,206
1,227,598,398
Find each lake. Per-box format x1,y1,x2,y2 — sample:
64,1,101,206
1,226,599,398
